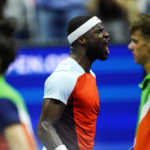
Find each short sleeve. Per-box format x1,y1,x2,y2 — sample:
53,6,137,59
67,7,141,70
44,71,77,104
0,99,20,131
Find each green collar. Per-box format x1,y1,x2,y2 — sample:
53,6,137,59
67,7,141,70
139,72,150,88
0,75,5,82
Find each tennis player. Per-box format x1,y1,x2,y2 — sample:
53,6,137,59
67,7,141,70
128,14,150,150
37,15,110,150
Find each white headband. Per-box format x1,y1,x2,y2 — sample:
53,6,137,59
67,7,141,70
68,16,102,44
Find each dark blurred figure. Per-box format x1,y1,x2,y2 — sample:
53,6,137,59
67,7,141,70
0,0,6,19
0,18,38,150
98,0,126,21
115,0,139,23
3,0,38,42
87,0,131,44
36,0,88,44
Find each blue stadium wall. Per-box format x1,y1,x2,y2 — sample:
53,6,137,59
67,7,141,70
5,45,144,150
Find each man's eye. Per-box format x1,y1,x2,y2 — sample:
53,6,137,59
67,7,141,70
132,39,138,43
97,29,103,33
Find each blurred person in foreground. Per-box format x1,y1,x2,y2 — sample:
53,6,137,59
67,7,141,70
128,14,150,150
0,18,38,150
37,15,110,150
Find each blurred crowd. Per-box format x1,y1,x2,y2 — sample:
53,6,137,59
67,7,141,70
1,0,150,45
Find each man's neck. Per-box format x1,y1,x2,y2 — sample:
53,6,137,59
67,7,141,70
144,62,150,74
69,50,92,73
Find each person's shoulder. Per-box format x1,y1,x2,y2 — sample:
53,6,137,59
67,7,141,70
43,58,87,103
45,57,82,83
45,69,75,88
0,98,17,109
55,57,75,72
0,79,24,108
0,98,20,130
2,82,24,102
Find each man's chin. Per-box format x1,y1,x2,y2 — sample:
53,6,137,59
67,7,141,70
101,57,108,61
99,54,108,61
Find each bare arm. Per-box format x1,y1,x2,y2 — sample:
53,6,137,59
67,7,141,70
4,124,30,150
37,98,65,150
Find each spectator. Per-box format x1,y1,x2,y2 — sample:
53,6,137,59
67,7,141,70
0,0,6,19
116,0,139,23
87,0,137,44
0,18,38,150
3,0,38,42
36,0,89,44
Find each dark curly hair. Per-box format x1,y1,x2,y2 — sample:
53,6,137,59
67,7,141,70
0,18,17,74
129,14,150,37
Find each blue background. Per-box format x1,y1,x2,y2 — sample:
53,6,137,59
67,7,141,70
5,45,144,150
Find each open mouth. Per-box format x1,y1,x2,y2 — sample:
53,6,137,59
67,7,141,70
105,41,110,54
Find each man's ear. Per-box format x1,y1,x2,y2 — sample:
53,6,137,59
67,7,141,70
78,36,86,45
